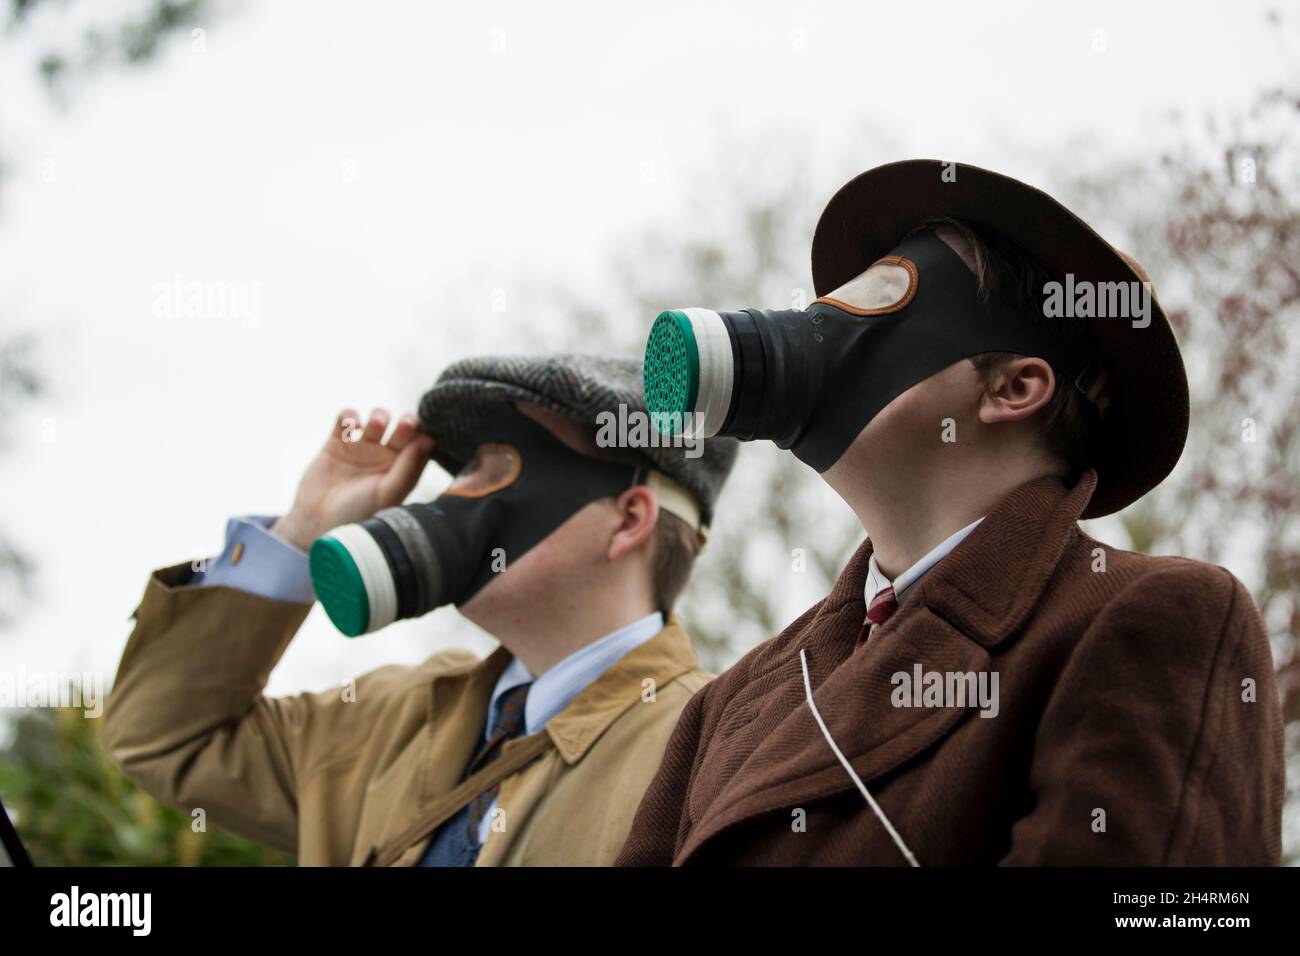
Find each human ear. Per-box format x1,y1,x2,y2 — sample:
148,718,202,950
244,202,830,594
977,356,1056,425
607,485,660,562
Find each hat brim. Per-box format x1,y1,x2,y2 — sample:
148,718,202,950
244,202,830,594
811,159,1189,518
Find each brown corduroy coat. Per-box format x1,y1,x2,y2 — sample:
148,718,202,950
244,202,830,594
616,470,1284,866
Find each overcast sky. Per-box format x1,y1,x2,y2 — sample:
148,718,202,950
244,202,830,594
0,0,1292,699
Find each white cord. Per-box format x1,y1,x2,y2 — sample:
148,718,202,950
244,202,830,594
799,647,920,867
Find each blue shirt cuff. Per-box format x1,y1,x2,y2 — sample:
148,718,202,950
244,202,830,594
192,515,315,605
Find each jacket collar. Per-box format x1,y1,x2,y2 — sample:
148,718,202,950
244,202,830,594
420,648,514,795
423,617,699,768
911,468,1097,647
546,616,698,764
817,468,1098,649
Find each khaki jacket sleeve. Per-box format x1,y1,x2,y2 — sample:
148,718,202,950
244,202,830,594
102,563,317,853
1001,565,1284,865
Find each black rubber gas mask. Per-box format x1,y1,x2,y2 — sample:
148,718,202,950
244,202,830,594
642,227,1095,471
310,405,638,636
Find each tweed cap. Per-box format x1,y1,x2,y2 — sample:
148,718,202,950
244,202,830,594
417,354,739,526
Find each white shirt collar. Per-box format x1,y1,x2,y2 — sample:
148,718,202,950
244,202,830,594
486,611,665,738
865,517,985,607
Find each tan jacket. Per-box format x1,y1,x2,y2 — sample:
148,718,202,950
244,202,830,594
102,563,710,866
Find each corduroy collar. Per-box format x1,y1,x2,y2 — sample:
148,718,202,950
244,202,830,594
820,468,1099,649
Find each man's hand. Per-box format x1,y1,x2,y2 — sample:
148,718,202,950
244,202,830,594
270,408,436,551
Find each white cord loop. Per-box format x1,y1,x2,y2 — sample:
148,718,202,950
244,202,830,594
799,647,920,867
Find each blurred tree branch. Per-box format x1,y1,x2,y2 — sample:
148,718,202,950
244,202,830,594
0,0,258,865
1034,24,1300,858
7,0,222,103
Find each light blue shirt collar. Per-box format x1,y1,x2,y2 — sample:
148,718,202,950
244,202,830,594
485,611,665,738
865,517,985,606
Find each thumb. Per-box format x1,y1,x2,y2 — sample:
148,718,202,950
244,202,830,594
377,434,435,505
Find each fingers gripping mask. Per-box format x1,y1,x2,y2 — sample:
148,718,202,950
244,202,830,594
310,405,638,637
642,228,1092,471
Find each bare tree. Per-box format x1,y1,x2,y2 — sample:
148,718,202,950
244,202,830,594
1048,72,1300,860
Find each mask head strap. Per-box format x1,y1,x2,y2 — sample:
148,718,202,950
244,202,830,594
631,463,707,547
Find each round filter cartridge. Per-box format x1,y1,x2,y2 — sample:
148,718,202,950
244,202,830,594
643,308,734,438
309,524,398,637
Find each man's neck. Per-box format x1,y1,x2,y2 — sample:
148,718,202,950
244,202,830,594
472,585,658,676
827,453,1059,580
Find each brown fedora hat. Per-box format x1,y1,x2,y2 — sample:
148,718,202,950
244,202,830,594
811,159,1189,519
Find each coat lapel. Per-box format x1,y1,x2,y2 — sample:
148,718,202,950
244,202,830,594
678,606,990,860
349,648,509,866
352,622,699,865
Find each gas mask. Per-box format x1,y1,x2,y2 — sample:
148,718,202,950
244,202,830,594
310,404,644,637
642,227,1100,471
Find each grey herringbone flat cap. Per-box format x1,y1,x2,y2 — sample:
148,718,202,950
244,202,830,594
418,354,739,526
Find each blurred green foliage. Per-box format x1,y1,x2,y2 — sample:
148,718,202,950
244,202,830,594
1,0,272,868
0,704,293,866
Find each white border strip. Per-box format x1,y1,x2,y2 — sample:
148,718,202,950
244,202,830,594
646,469,701,533
330,523,398,633
681,308,734,439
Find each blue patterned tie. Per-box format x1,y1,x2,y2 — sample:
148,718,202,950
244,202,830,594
464,681,531,839
418,680,532,867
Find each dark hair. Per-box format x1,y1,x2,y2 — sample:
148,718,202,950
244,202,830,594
650,510,701,616
589,436,703,616
904,216,1102,472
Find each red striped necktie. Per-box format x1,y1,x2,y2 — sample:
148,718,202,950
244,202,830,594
855,585,898,650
